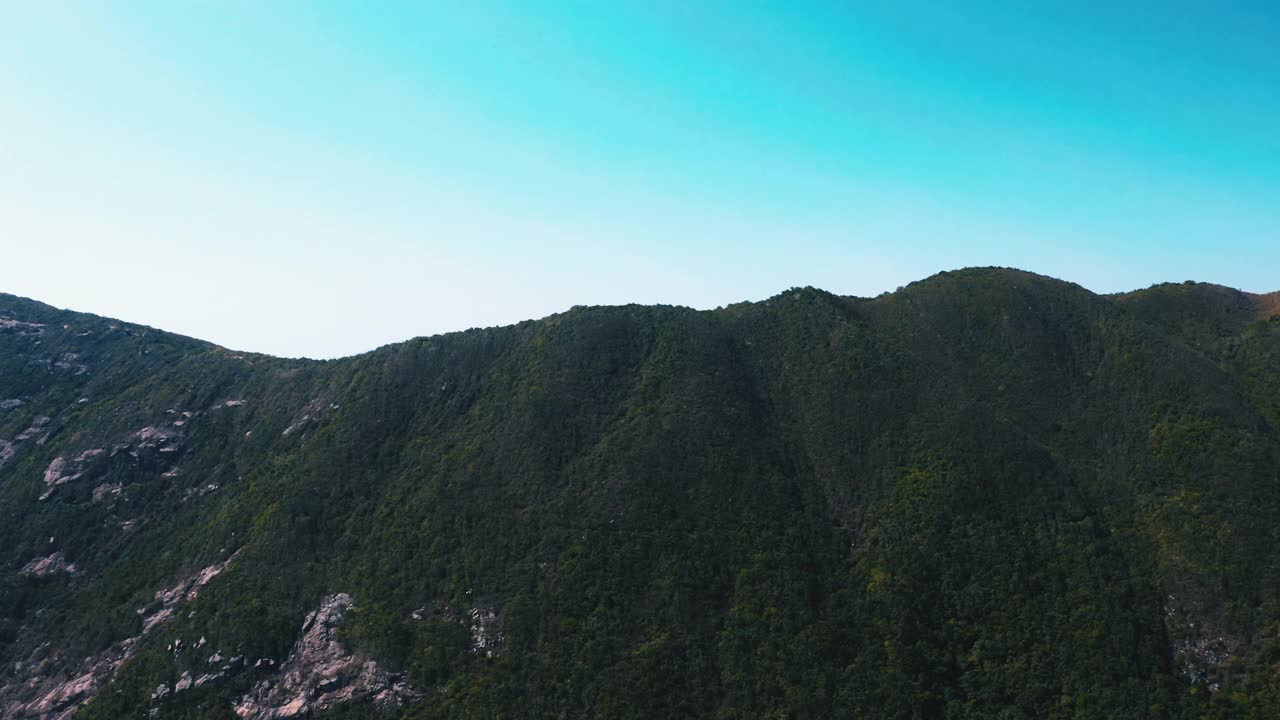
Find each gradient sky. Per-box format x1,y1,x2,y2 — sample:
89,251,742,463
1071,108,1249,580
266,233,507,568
2,2,1278,358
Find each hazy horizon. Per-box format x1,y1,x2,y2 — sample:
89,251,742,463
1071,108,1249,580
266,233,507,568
4,2,1277,358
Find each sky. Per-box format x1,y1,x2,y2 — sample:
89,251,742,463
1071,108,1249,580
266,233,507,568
2,1,1278,358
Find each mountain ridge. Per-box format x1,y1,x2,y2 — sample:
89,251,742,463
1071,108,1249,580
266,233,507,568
8,266,1273,362
2,266,1280,719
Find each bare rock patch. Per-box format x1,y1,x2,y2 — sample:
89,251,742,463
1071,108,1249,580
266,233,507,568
1,554,239,719
233,593,418,719
19,552,78,578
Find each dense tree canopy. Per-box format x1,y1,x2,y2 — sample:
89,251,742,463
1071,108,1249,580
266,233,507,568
1,268,1279,718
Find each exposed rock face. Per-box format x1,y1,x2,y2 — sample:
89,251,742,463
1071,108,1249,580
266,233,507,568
131,426,180,451
52,353,88,375
153,653,248,704
139,553,238,633
234,593,417,719
1164,594,1236,692
2,637,141,720
1,417,51,472
467,607,502,657
38,449,106,501
39,457,83,501
0,316,46,336
1174,635,1234,691
409,600,503,657
1,554,238,719
15,417,50,442
91,482,122,503
42,458,73,486
73,448,104,463
19,552,77,577
35,423,188,501
180,482,220,502
281,398,335,438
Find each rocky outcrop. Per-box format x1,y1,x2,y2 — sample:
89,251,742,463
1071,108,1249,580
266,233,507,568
139,553,238,633
2,637,141,720
466,607,502,657
15,416,50,442
91,482,122,503
131,426,180,452
0,316,46,336
410,600,503,657
38,448,108,501
152,653,249,704
19,552,77,578
0,440,15,469
37,423,187,501
233,593,417,719
39,457,83,501
281,398,336,438
1165,594,1236,692
0,417,51,473
52,353,88,375
1,554,238,719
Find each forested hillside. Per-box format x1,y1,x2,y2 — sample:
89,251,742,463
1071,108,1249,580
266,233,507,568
2,268,1279,719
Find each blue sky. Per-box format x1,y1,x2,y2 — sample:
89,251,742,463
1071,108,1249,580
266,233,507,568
2,2,1277,358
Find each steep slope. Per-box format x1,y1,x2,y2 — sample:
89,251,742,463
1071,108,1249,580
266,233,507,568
1,268,1279,719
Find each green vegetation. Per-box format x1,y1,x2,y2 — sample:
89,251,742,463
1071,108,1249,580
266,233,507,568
2,267,1279,718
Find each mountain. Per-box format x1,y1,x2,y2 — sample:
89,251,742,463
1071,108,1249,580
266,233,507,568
2,267,1279,719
